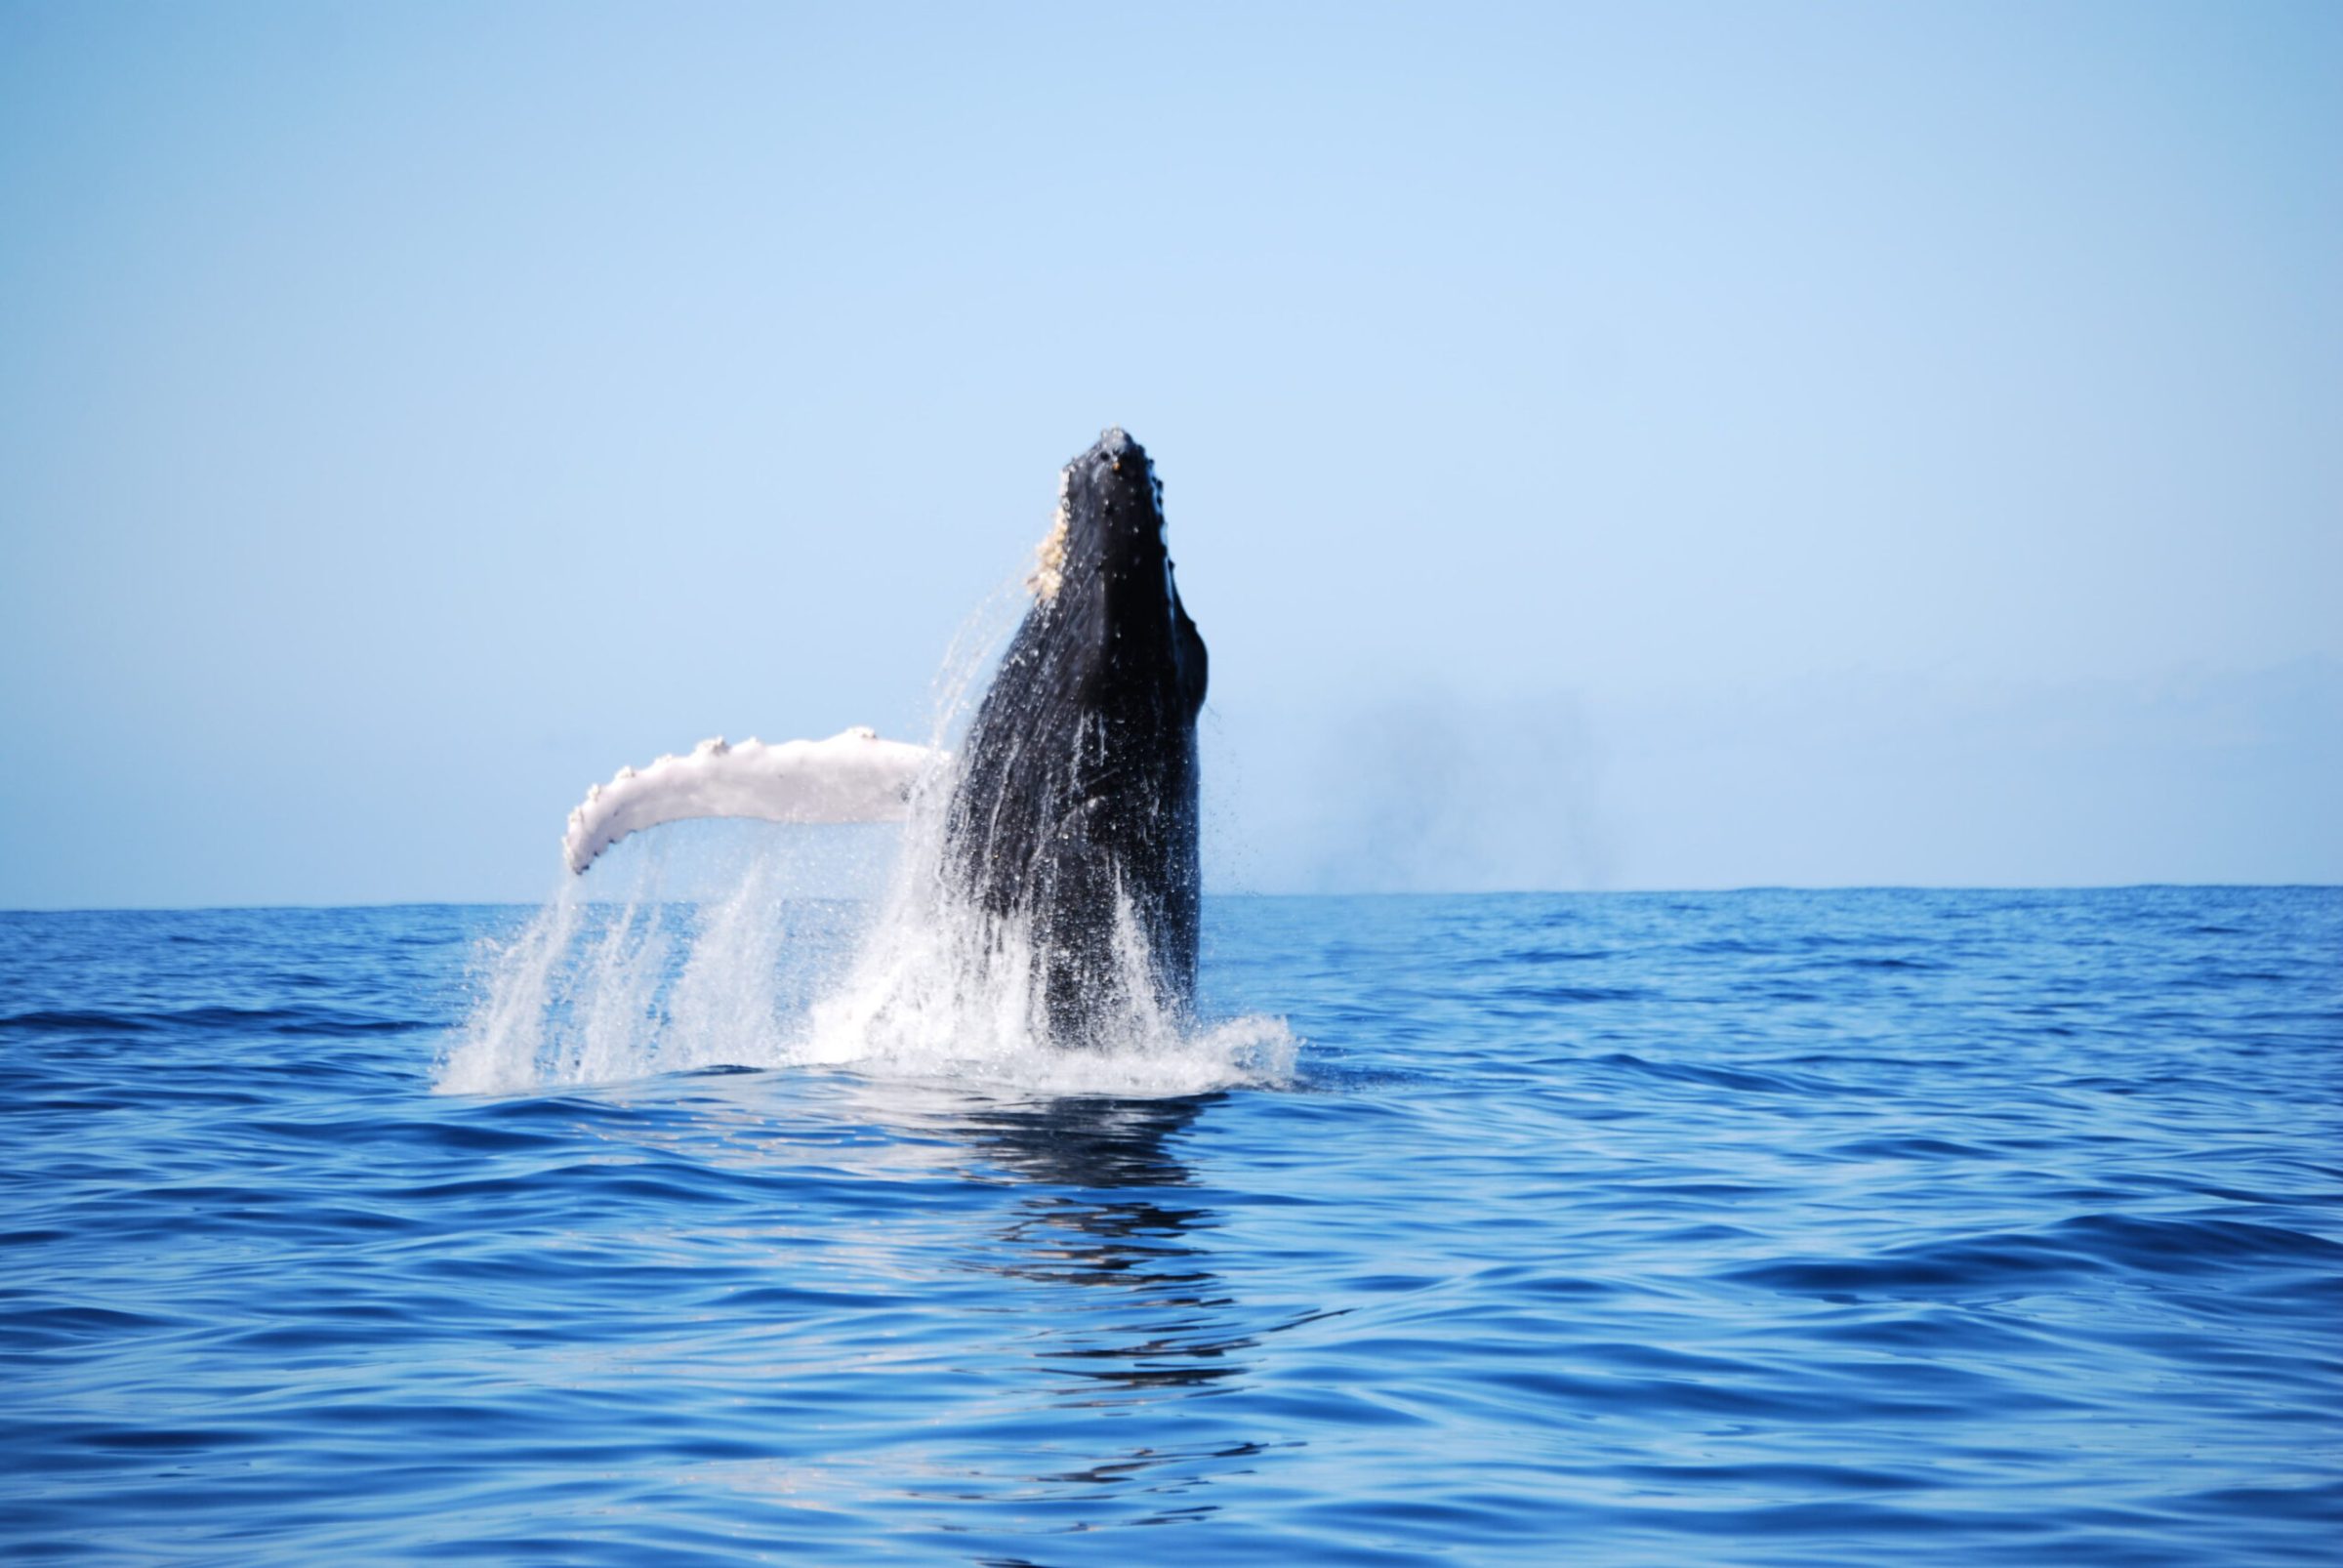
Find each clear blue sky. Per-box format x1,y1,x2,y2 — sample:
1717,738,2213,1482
3,1,2336,906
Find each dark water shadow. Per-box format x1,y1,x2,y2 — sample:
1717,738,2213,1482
948,1093,1263,1397
897,1091,1304,1528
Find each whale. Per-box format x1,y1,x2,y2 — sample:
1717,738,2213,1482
558,428,1207,1043
945,428,1209,1038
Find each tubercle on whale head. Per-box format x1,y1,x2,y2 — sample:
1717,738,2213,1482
1033,429,1172,597
1062,426,1166,564
1041,429,1199,678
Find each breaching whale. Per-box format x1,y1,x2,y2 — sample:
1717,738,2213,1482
559,429,1208,1042
945,428,1210,1038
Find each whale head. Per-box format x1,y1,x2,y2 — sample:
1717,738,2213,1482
1029,429,1207,714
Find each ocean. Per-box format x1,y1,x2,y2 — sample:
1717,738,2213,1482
3,887,2338,1564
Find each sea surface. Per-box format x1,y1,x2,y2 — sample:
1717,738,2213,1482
3,887,2339,1564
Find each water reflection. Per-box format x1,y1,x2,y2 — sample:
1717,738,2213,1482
555,1069,1298,1531
949,1093,1260,1399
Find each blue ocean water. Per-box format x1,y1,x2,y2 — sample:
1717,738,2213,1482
2,888,2338,1564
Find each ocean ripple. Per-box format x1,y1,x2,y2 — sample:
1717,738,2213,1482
1,888,2338,1564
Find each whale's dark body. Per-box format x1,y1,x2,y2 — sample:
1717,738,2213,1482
942,430,1208,1043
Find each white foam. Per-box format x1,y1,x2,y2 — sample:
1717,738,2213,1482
436,831,1293,1099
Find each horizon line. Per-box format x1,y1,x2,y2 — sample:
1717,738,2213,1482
7,883,2338,918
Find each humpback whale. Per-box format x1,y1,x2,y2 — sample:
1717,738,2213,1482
946,428,1209,1038
559,429,1208,1043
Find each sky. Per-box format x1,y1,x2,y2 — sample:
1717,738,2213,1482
1,1,2337,906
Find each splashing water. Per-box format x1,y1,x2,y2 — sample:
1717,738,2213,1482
437,589,1295,1099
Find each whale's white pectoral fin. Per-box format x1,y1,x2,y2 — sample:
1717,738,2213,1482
561,726,940,875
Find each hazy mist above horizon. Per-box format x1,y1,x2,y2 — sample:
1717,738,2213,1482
3,2,2337,907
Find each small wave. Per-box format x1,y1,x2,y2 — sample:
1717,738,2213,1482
0,1303,187,1351
1485,982,1650,1005
0,1009,166,1035
1827,1135,1994,1161
1727,1211,2343,1301
1728,1238,2111,1298
0,1005,432,1039
2043,1212,2343,1272
1588,1051,1828,1097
